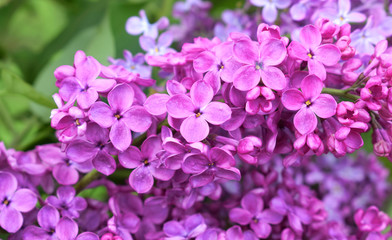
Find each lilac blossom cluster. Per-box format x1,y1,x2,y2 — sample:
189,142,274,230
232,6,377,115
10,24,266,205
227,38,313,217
2,0,392,239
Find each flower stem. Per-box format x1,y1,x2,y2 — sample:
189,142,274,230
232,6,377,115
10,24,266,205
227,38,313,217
74,169,100,194
321,88,360,101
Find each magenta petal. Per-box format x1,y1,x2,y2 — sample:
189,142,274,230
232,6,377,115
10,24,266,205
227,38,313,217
59,78,80,102
301,74,323,101
38,205,60,230
189,171,214,188
215,168,241,181
288,212,303,233
166,94,195,118
260,39,286,66
299,25,321,50
122,106,152,132
233,65,260,91
262,3,277,23
163,221,187,237
221,59,243,83
308,59,326,81
180,116,209,143
108,84,134,113
118,146,142,169
203,71,221,94
129,166,154,193
259,209,283,224
182,154,209,174
0,206,23,233
53,164,79,185
288,41,309,61
11,189,37,212
345,131,364,149
190,81,213,109
76,232,100,240
193,51,216,73
144,93,170,116
294,107,318,134
233,39,258,64
110,120,132,152
93,151,116,176
125,16,144,35
77,88,98,109
241,193,263,214
56,217,79,240
66,140,97,163
314,44,341,66
229,208,252,225
282,89,304,110
311,94,337,118
203,102,232,125
260,67,287,90
0,172,17,198
150,167,175,181
89,79,116,92
251,221,272,238
89,102,116,128
75,56,101,82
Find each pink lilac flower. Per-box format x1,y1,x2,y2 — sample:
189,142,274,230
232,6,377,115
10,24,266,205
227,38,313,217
0,171,37,233
182,147,240,188
359,76,388,111
166,81,231,142
333,0,366,25
23,205,79,240
126,10,169,39
163,213,207,239
282,74,337,134
47,186,87,218
229,192,283,238
287,24,341,80
108,50,152,79
250,0,291,23
118,136,174,193
233,37,287,91
58,51,116,109
140,32,174,56
351,16,385,56
51,106,87,143
89,83,152,151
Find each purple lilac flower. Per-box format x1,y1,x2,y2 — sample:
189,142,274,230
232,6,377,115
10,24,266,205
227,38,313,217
89,83,152,151
166,80,231,143
47,186,87,218
140,32,174,56
233,37,287,91
163,213,207,239
0,172,37,234
351,16,385,56
118,136,174,193
288,24,341,80
126,10,169,39
282,74,337,134
250,0,291,23
23,205,79,240
108,50,152,79
182,147,240,188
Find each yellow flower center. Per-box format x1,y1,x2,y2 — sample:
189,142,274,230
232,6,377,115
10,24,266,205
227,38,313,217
75,119,81,126
307,53,313,58
305,100,311,106
115,114,121,119
143,159,149,165
196,112,201,118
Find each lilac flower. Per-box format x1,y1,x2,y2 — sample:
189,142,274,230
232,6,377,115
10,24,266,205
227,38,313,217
76,232,99,240
333,0,366,25
193,42,242,92
89,83,152,151
287,24,341,80
232,38,287,91
118,136,174,193
182,147,240,188
173,0,211,17
163,214,207,239
51,106,87,143
0,172,37,233
37,144,93,185
290,0,312,21
23,205,78,240
250,0,291,23
229,192,283,238
359,76,388,111
351,16,385,55
140,32,174,56
58,51,116,109
166,81,231,142
354,206,390,233
47,186,87,218
66,123,116,175
126,10,169,39
108,50,152,79
282,74,337,134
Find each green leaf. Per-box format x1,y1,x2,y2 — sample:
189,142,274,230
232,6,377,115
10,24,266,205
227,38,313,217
32,11,115,121
78,186,108,201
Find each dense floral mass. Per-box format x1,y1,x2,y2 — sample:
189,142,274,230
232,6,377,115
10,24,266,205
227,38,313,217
3,0,392,239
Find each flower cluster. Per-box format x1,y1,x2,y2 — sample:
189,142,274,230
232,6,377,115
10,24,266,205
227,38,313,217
2,0,392,239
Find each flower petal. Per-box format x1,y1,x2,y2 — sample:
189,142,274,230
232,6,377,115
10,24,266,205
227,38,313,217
144,93,170,116
166,94,195,118
53,164,79,185
262,3,278,23
233,39,258,64
182,154,209,174
299,25,321,50
308,59,326,80
38,205,60,230
129,166,154,193
293,107,318,134
233,65,260,91
122,106,152,132
287,41,309,61
282,89,304,110
11,189,37,212
193,51,216,73
189,170,214,188
260,39,286,66
203,102,232,125
118,146,142,169
180,116,209,143
314,44,341,66
0,172,17,199
190,81,213,109
0,206,23,233
229,208,252,225
110,120,132,152
260,67,286,90
108,84,134,113
89,102,115,128
311,94,337,118
56,217,79,240
301,74,323,101
93,151,116,176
